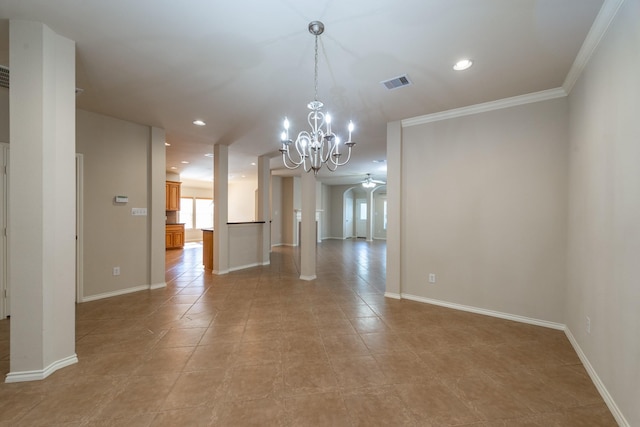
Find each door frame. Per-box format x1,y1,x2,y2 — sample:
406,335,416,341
76,153,84,303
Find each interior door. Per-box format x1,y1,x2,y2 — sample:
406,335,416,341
356,198,367,238
344,194,353,238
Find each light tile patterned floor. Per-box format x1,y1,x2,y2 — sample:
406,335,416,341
0,240,617,426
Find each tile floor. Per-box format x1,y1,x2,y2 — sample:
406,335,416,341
0,239,617,426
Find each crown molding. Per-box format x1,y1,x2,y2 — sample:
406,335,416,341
563,0,626,94
402,87,567,128
401,0,625,129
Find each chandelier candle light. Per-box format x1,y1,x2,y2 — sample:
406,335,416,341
280,21,355,174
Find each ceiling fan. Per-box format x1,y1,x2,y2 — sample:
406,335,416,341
361,173,386,188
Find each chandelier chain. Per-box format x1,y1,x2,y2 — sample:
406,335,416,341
314,34,319,103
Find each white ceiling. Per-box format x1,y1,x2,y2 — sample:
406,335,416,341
0,0,604,186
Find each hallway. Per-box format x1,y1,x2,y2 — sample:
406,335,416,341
0,240,615,426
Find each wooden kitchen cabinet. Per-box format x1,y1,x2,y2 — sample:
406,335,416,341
166,223,185,249
166,181,181,211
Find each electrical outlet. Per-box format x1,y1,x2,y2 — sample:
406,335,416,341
586,316,591,334
428,273,436,284
113,266,120,276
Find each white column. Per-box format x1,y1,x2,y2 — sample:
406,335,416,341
213,144,229,274
385,121,402,298
366,188,374,242
149,127,166,289
257,155,271,265
7,20,77,382
299,171,317,280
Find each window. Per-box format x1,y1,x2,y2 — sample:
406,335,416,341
359,202,367,220
179,197,193,229
383,200,387,230
195,198,214,229
179,197,214,230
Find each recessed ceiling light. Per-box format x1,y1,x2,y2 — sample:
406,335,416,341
181,161,190,164
170,166,177,170
251,162,256,166
164,142,171,146
193,120,206,126
204,153,214,158
453,59,473,71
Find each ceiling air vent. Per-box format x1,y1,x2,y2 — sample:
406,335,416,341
381,74,412,90
0,66,9,89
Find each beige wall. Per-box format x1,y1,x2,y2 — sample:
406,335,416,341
373,190,387,239
270,176,283,246
566,0,639,424
76,109,150,298
228,180,256,222
400,98,569,323
321,183,331,240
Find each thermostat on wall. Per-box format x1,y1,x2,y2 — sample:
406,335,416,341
115,195,128,203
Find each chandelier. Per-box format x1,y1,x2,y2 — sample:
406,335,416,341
279,21,355,175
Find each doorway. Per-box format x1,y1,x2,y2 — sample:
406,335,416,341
344,191,354,239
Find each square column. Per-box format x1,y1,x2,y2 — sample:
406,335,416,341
257,155,271,264
213,144,229,274
300,171,317,280
149,127,166,289
385,121,402,298
7,20,77,382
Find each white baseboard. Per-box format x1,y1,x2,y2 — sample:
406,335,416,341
299,275,317,281
5,354,78,383
149,282,166,290
229,262,261,272
384,292,401,300
213,269,229,275
400,293,565,330
564,328,630,427
81,285,150,302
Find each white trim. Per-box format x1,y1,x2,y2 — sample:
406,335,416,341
299,274,317,281
75,154,84,303
5,354,78,383
400,293,565,330
384,292,401,300
564,328,630,427
149,282,166,290
213,269,229,275
80,285,149,302
563,0,626,94
401,88,567,128
228,262,261,272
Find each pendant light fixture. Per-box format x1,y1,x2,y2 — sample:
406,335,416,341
279,21,355,175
